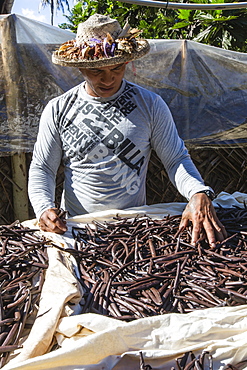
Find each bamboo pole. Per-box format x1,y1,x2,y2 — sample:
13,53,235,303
0,14,29,222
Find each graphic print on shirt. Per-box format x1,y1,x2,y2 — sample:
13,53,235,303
60,82,146,195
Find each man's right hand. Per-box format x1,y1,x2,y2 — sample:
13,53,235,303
39,208,68,234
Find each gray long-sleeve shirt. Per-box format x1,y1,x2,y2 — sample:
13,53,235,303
28,79,211,219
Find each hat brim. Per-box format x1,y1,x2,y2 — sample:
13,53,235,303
52,40,150,68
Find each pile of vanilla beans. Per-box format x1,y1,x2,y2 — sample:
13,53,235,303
0,222,49,368
70,206,247,320
1,206,246,369
68,206,247,370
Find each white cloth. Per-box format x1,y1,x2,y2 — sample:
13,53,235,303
5,307,247,370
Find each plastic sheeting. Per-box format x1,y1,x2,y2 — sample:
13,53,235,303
0,14,83,155
0,14,247,155
125,39,247,148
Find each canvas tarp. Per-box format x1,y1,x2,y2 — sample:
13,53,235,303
3,191,247,370
0,14,247,155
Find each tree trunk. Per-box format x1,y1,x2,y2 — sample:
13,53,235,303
0,14,29,222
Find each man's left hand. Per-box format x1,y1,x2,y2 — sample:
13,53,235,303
179,192,227,247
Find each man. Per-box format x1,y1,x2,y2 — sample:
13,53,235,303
28,13,226,246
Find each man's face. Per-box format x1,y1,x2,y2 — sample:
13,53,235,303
79,63,126,98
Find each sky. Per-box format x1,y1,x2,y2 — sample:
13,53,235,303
12,0,77,27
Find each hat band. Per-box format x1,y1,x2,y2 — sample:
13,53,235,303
56,33,141,62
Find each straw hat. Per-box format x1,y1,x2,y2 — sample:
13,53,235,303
52,13,150,68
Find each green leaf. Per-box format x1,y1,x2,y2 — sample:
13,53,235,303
177,9,192,21
170,21,190,29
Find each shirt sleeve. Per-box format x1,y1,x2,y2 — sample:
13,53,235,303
150,95,213,200
28,101,63,220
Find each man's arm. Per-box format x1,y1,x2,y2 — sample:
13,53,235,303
151,96,227,244
28,102,67,233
